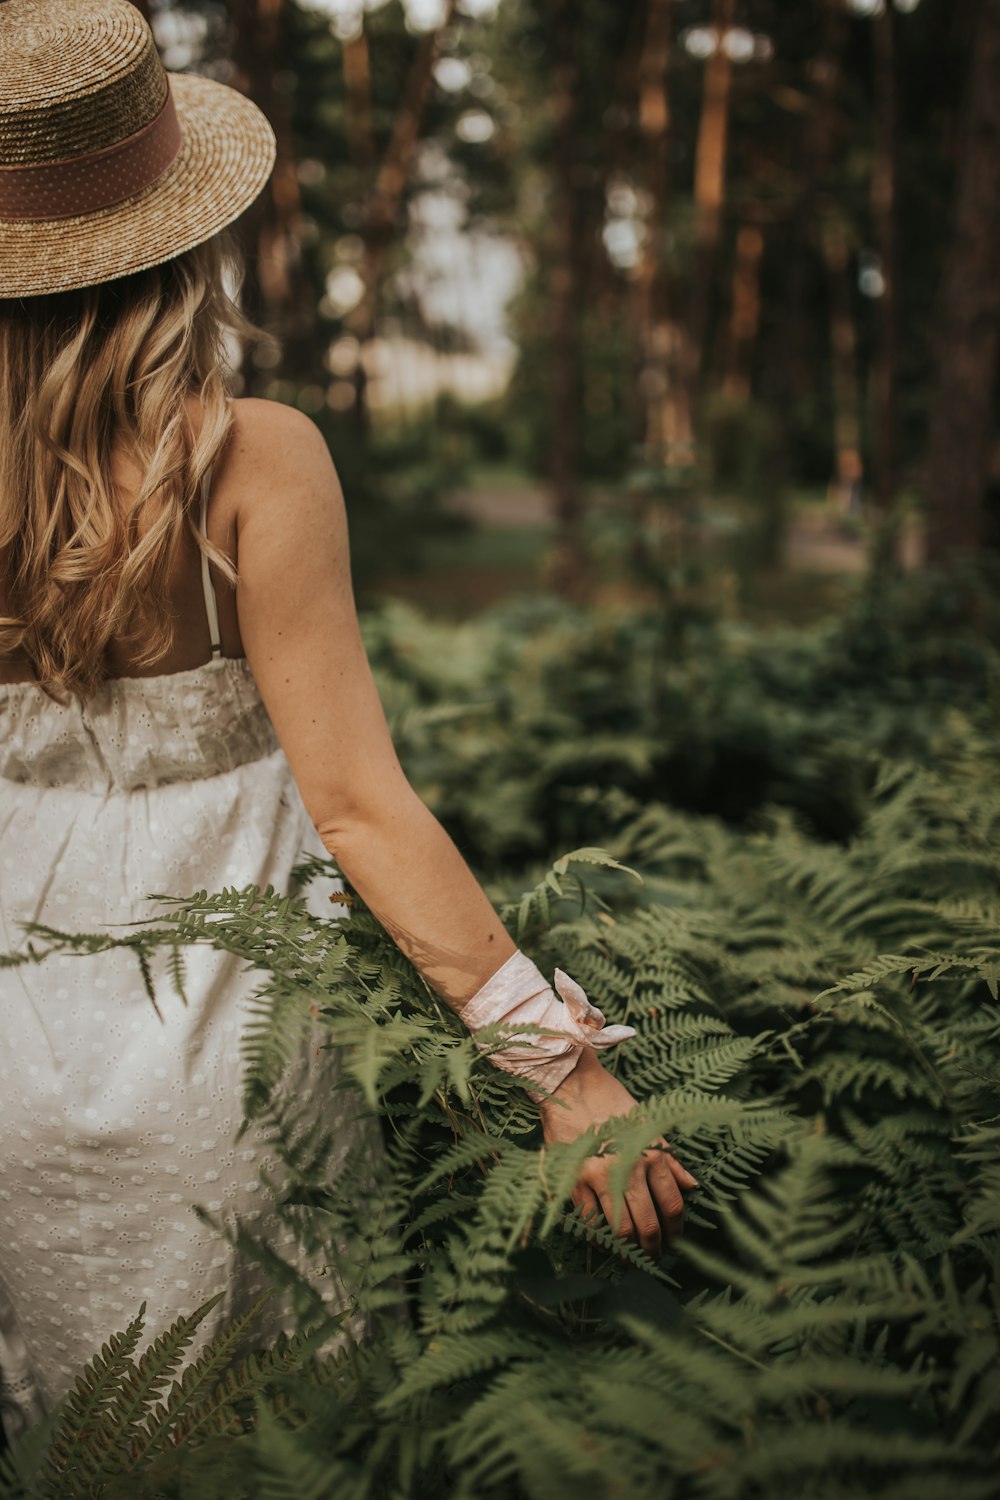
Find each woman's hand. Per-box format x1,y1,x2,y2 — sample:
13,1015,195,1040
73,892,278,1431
537,1046,697,1259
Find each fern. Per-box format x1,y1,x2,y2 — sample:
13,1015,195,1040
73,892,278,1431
5,589,1000,1497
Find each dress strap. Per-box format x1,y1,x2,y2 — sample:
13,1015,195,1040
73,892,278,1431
198,466,222,658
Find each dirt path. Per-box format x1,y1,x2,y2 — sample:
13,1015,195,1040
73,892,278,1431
444,483,552,529
786,508,924,572
444,483,924,573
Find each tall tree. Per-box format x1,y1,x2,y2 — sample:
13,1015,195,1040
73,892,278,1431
870,0,900,554
230,0,306,375
821,216,863,512
723,221,764,404
633,0,672,449
545,0,590,598
925,0,1000,557
812,0,863,512
687,0,736,394
345,1,458,429
342,25,376,173
630,0,698,474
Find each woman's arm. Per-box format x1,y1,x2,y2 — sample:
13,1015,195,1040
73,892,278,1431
229,399,518,1007
227,399,692,1255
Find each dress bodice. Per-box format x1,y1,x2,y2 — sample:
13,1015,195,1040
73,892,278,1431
0,656,278,794
0,465,280,795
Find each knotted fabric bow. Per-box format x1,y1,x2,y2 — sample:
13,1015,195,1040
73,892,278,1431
460,950,636,1101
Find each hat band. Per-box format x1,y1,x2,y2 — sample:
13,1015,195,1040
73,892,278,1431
0,85,182,224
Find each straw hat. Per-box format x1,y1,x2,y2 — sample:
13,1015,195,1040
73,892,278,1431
0,0,276,297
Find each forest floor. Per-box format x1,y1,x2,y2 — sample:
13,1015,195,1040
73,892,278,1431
441,479,924,571
371,478,924,625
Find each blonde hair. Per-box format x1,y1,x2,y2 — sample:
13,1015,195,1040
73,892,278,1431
0,233,255,701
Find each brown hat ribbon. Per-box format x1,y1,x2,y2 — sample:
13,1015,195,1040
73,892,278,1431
0,85,182,223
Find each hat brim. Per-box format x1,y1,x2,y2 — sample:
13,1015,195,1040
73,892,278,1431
0,73,276,297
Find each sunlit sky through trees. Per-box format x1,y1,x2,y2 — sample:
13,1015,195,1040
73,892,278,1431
299,0,923,37
153,0,934,419
292,0,925,383
300,0,500,40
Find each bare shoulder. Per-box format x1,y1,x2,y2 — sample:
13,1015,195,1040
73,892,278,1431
227,396,329,460
218,397,343,534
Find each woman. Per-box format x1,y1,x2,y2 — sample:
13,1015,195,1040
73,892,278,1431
0,0,694,1436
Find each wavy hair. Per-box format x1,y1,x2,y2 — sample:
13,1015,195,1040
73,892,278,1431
0,233,258,701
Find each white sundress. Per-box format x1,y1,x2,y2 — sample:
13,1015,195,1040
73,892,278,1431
0,475,368,1437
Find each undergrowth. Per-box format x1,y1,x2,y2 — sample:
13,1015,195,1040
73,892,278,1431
1,581,999,1498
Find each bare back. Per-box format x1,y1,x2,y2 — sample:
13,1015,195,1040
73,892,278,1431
2,392,410,868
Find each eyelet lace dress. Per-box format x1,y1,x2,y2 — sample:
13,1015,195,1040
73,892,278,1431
0,476,370,1438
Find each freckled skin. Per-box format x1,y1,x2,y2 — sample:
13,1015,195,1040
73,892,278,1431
206,397,696,1254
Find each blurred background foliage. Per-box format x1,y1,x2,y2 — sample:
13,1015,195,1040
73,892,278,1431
135,0,999,614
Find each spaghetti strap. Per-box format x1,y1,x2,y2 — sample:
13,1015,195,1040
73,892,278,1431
198,466,222,658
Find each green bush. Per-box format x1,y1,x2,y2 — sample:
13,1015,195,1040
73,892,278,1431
362,573,1000,863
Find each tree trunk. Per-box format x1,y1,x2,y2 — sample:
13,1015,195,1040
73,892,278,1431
346,1,458,430
809,0,865,512
230,0,304,384
625,0,692,574
869,1,900,567
629,0,694,469
342,27,375,172
687,0,735,394
821,215,864,514
342,20,376,424
545,0,589,600
632,0,672,451
925,0,1000,558
723,222,764,404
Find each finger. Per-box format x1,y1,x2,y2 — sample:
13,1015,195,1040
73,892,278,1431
572,1184,602,1228
650,1139,699,1189
625,1181,663,1260
648,1153,686,1240
594,1182,634,1242
667,1156,699,1190
661,1150,698,1189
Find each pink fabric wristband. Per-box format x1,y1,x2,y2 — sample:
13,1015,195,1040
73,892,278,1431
460,950,636,1101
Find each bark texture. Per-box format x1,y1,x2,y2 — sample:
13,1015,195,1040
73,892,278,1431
347,2,457,427
687,0,735,392
871,1,900,529
230,0,305,376
822,216,863,511
813,0,864,511
925,0,1000,557
546,0,590,599
723,223,764,404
